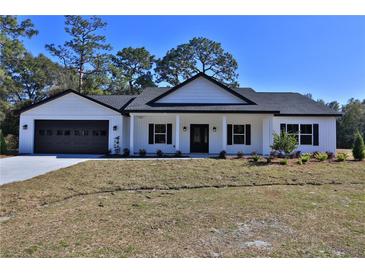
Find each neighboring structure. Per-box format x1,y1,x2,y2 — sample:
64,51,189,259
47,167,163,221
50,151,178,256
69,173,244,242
19,73,341,155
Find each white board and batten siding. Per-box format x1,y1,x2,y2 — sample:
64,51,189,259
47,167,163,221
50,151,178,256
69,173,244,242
157,77,246,104
272,116,337,153
19,93,124,154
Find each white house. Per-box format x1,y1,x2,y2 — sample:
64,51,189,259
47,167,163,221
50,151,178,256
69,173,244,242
19,73,341,155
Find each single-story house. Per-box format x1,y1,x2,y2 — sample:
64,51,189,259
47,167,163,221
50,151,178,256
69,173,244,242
19,73,341,155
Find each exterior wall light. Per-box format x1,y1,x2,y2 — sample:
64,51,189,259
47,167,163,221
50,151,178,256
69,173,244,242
113,126,118,131
183,126,187,132
213,126,217,132
23,124,28,130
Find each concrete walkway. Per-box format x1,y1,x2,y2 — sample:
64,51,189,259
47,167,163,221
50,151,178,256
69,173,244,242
0,155,98,185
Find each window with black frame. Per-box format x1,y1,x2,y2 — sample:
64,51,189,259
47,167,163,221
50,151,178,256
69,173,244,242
154,124,167,144
233,125,245,144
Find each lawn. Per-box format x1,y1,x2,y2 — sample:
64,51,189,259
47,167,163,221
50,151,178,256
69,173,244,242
0,159,364,257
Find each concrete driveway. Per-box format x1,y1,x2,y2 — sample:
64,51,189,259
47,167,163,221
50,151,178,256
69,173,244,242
0,155,101,185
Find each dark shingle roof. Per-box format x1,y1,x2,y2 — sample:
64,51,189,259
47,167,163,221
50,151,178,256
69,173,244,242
88,95,135,111
123,87,341,116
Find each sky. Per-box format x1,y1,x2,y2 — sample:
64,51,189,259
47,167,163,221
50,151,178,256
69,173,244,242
19,16,365,104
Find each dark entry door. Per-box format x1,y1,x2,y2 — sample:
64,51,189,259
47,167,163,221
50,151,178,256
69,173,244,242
190,124,209,153
34,120,109,154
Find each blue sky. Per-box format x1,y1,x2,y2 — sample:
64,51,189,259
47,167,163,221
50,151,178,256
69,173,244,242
20,16,365,104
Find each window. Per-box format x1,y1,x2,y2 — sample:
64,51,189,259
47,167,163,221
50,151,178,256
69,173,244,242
300,124,312,145
39,129,45,136
154,124,166,144
46,130,53,136
281,123,314,145
233,125,245,144
56,130,63,136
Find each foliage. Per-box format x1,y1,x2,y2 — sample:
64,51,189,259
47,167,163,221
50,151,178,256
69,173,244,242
155,37,239,87
352,130,365,160
336,153,349,162
279,159,288,165
156,149,163,157
297,159,303,165
271,131,298,155
46,16,111,93
314,152,328,161
0,130,7,154
139,149,146,157
111,47,155,94
299,153,311,164
236,151,243,158
251,153,261,162
219,150,226,159
123,148,130,157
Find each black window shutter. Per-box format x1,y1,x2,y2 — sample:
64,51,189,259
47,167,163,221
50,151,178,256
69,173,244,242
167,124,172,144
148,124,154,144
313,124,319,146
280,123,286,133
246,124,251,145
227,124,232,145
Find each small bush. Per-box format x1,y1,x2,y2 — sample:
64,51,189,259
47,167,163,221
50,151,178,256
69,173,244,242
0,130,7,154
352,130,365,161
175,150,182,157
252,154,261,162
336,152,349,162
314,152,328,161
300,153,311,164
139,149,146,157
297,159,303,165
326,151,335,160
271,131,298,156
123,148,130,157
219,150,226,159
156,149,163,157
237,151,244,158
280,159,288,165
266,157,272,164
4,134,18,150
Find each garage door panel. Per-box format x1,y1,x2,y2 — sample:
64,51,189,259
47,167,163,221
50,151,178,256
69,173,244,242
34,120,109,154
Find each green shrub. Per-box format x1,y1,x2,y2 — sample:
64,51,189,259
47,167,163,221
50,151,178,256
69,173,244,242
123,148,130,157
300,153,311,164
252,154,261,162
175,150,182,157
297,159,303,165
336,152,349,162
0,130,7,154
4,134,18,150
139,149,146,157
314,152,328,161
280,159,288,165
271,131,298,156
156,149,163,157
237,151,243,158
219,150,226,159
352,130,365,161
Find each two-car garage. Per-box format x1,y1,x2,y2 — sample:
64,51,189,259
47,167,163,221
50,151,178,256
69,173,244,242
34,120,109,154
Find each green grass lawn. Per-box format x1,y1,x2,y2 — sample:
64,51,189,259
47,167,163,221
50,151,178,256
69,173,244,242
0,159,364,257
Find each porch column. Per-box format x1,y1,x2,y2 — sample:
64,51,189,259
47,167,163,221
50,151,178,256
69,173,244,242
175,115,180,151
222,115,227,151
129,113,134,155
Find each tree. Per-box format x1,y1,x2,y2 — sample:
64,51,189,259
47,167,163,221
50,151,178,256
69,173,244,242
0,130,7,154
271,131,298,155
352,130,365,160
155,37,239,87
111,47,155,94
46,16,111,93
337,99,365,148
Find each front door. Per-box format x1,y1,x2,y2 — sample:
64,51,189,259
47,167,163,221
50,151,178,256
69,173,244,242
190,124,209,153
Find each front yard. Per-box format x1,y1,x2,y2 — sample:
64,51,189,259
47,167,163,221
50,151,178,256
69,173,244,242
0,159,364,257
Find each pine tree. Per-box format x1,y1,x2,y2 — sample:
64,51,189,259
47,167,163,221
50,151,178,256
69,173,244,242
352,130,365,160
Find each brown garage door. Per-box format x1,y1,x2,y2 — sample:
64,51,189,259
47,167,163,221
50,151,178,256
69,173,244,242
34,120,109,154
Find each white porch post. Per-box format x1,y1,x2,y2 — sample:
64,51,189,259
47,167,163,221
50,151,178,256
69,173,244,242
222,115,227,151
129,114,134,155
175,115,180,151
